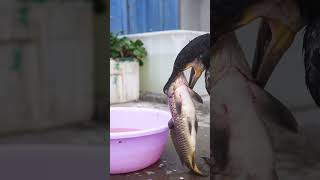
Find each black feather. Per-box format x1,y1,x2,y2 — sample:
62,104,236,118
163,34,210,94
303,17,320,107
174,33,210,70
298,0,320,24
212,0,256,35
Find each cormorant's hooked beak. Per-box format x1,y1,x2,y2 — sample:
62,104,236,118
217,3,298,87
252,19,295,87
188,62,205,89
164,63,198,95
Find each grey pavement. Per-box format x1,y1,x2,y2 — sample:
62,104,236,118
0,98,319,179
111,99,320,180
111,101,210,180
0,123,105,144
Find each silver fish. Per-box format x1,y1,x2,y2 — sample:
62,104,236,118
166,72,206,176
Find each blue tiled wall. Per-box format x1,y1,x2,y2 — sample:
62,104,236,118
110,0,179,34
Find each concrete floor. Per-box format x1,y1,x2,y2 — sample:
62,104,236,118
110,100,320,180
273,108,320,180
0,98,320,179
0,123,105,144
0,123,106,180
111,101,210,180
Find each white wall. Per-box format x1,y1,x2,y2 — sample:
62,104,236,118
179,0,210,32
126,30,209,96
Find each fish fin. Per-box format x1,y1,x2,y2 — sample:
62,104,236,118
195,118,198,133
249,82,298,133
168,118,174,129
187,88,203,104
176,100,182,115
191,151,196,169
188,120,192,135
190,151,207,176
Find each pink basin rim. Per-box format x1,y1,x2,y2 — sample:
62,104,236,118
110,107,170,139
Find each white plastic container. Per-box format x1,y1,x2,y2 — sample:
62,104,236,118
110,59,140,104
125,30,209,96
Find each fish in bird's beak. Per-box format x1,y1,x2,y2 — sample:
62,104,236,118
166,73,207,176
163,34,210,95
188,50,211,89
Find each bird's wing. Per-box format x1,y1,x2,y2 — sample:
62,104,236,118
303,18,320,107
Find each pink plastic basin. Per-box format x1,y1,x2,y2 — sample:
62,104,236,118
110,107,170,174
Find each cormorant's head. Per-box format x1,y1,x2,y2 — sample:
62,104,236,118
211,0,303,88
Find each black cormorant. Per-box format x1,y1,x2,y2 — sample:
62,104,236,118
253,0,320,106
300,0,320,107
163,33,210,95
212,0,304,87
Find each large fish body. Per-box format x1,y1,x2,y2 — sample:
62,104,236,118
210,32,298,180
166,73,205,176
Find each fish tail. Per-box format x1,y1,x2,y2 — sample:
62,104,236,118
188,151,208,176
192,164,205,176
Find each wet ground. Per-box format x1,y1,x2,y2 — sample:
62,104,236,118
110,101,210,180
0,98,320,179
273,108,320,180
110,99,320,180
0,123,105,144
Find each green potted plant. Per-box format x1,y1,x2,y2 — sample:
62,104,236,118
110,33,147,104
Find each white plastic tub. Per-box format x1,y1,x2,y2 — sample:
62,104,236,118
110,59,139,104
125,30,209,96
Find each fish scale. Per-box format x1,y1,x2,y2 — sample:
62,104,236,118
171,122,192,164
165,73,206,176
